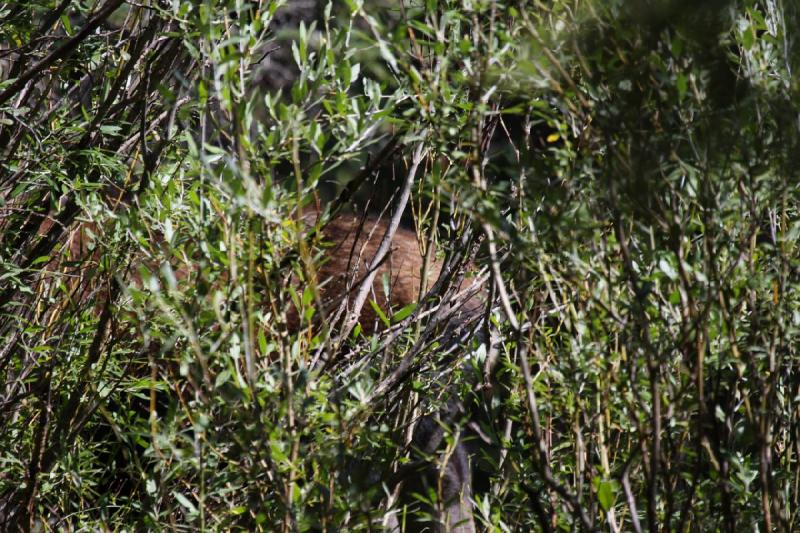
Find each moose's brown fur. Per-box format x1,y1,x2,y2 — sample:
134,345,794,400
298,209,443,332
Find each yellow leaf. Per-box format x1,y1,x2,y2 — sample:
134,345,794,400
546,133,560,143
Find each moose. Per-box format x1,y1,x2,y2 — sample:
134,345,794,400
296,207,495,532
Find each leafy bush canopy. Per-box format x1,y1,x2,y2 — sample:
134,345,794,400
1,0,800,530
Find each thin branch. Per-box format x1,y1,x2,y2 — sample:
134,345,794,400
335,143,426,344
0,0,126,107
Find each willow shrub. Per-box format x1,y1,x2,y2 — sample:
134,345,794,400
1,0,799,530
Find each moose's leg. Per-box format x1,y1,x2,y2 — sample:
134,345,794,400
437,441,476,533
398,398,477,533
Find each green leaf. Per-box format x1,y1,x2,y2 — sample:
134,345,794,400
676,73,687,100
173,492,198,515
99,125,122,136
302,285,314,306
658,257,678,281
60,14,72,35
596,479,617,512
369,299,390,327
742,26,755,50
392,302,417,323
215,369,231,388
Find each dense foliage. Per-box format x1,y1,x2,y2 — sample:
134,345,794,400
1,0,800,530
